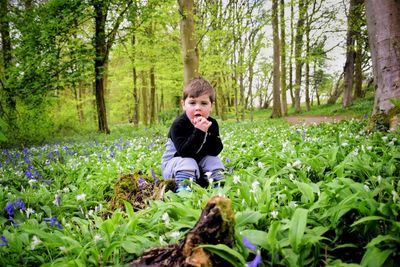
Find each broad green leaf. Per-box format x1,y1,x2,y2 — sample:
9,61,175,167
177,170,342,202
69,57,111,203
124,201,135,220
351,216,386,227
296,181,315,203
361,247,394,267
267,221,281,249
366,235,400,248
235,210,263,227
241,229,269,249
289,208,308,253
198,244,246,267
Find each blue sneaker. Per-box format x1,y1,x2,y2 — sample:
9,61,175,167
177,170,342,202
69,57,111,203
176,185,192,193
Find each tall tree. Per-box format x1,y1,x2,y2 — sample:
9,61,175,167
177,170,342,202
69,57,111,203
92,0,133,134
272,0,282,118
280,0,288,115
365,0,400,123
294,0,305,113
343,0,359,108
178,0,199,84
0,0,15,125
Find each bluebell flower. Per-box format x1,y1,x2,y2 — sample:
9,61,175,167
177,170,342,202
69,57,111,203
226,157,231,163
246,253,261,267
139,176,147,185
243,236,256,251
5,202,14,216
110,152,115,158
0,236,8,247
44,217,62,230
151,168,159,184
15,198,26,211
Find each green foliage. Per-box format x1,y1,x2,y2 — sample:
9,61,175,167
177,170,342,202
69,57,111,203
1,117,400,266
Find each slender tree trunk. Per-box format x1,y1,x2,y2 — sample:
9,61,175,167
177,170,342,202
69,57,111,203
93,2,110,134
132,34,139,125
178,0,199,85
294,0,305,113
343,0,357,108
0,0,16,125
353,38,363,99
365,0,400,115
272,0,282,118
289,0,295,108
305,11,311,112
141,71,149,126
150,66,156,125
280,0,288,116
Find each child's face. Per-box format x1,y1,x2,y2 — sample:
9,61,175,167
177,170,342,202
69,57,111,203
182,93,213,122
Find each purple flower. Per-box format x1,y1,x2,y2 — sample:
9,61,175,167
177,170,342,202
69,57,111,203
139,176,147,185
0,236,8,247
243,236,256,251
246,253,261,267
226,157,231,163
44,217,62,230
5,202,14,216
15,198,26,211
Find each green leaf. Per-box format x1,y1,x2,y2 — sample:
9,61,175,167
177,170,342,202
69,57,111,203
366,235,400,248
241,229,269,249
296,181,315,203
235,210,263,227
361,247,394,267
289,208,308,253
124,201,135,220
351,216,386,227
198,244,246,267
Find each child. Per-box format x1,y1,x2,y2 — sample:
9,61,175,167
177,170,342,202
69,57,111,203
161,77,225,192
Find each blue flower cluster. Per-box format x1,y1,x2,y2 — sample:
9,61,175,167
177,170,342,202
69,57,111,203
243,236,261,267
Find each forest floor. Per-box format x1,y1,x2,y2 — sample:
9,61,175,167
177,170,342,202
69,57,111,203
285,115,355,125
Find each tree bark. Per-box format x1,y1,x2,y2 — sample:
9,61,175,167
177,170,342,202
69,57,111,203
272,0,282,118
365,0,400,114
0,0,16,124
130,196,236,267
150,66,156,125
294,0,305,113
141,71,149,126
343,0,358,108
178,0,199,85
280,0,288,116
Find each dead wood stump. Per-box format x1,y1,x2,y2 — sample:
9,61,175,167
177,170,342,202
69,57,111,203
130,196,236,267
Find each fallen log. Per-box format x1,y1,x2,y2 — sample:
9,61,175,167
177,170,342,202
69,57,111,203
130,196,236,267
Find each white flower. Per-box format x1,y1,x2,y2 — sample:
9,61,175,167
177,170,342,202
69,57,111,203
162,212,170,225
63,187,70,193
60,246,68,253
28,179,37,186
31,235,42,250
257,162,264,168
364,184,370,191
389,141,395,146
169,231,180,239
25,208,35,218
367,146,373,151
94,234,103,242
270,210,279,219
382,136,388,142
292,160,301,169
289,173,295,181
250,181,260,193
341,142,348,147
76,193,86,201
233,175,241,184
288,201,298,209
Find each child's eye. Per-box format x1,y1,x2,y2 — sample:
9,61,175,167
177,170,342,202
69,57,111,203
201,102,208,105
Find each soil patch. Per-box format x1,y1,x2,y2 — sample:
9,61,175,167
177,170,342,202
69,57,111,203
285,115,354,125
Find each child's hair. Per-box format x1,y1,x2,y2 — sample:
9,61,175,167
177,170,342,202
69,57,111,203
183,77,215,103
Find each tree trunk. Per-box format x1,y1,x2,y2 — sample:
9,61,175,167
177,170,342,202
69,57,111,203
289,0,295,108
150,66,156,125
280,0,288,116
294,0,305,113
353,38,363,99
365,0,400,130
343,0,358,108
130,196,236,267
0,0,16,125
141,71,149,126
272,0,282,118
93,2,110,134
304,5,311,112
178,0,199,85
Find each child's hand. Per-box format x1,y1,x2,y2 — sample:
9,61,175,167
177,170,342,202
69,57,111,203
192,116,212,132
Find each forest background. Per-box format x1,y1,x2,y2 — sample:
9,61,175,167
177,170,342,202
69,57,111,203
0,0,384,146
